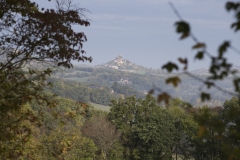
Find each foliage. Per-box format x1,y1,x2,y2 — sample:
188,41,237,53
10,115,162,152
158,2,240,104
155,1,240,159
82,114,121,160
220,97,240,159
191,106,223,159
111,82,145,99
166,99,198,159
0,104,42,159
108,95,176,160
185,97,240,159
31,96,93,131
0,0,91,110
47,78,119,105
107,96,240,159
40,124,97,160
0,0,91,157
35,96,97,159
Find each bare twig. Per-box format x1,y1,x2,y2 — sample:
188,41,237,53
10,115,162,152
230,45,240,56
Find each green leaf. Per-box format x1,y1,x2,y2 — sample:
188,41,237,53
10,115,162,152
165,76,181,87
204,81,214,89
195,51,204,60
226,2,240,11
162,62,178,72
201,92,211,102
231,22,240,31
233,78,240,92
175,21,190,39
218,41,230,58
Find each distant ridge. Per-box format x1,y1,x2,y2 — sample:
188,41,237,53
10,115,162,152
74,55,240,76
190,68,210,75
190,65,240,76
96,55,152,71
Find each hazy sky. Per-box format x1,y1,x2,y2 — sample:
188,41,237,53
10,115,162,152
38,0,239,70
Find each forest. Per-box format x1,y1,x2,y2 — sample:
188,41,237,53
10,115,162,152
1,0,240,160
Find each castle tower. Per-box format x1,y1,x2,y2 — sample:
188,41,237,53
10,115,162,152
116,55,123,60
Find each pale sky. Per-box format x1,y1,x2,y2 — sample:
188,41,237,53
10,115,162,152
37,0,239,70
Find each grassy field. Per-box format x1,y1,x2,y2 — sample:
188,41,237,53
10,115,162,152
90,102,110,112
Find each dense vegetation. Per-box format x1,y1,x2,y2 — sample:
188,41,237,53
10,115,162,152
2,94,239,159
1,0,240,159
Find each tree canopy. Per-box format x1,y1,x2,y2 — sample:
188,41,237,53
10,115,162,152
0,0,91,111
108,95,177,159
0,0,91,158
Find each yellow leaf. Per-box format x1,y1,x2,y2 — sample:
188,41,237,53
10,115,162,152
166,76,181,87
192,43,206,49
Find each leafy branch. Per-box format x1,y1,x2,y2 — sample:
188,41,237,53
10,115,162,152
153,2,240,104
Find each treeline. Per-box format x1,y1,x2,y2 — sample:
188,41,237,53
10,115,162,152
47,78,144,106
111,82,145,99
47,78,119,105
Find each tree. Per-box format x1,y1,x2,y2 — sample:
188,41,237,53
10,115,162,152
0,0,91,158
0,104,42,159
108,95,176,160
166,99,198,159
220,97,240,159
0,0,91,110
41,123,97,160
190,106,223,159
81,115,121,160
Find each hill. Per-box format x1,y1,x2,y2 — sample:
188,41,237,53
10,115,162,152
96,55,163,74
47,56,237,106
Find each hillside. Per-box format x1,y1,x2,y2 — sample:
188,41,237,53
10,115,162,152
96,55,163,74
48,56,237,106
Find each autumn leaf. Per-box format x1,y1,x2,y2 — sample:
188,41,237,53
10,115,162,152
157,92,171,104
192,43,206,49
178,58,187,64
166,76,181,87
198,125,207,137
